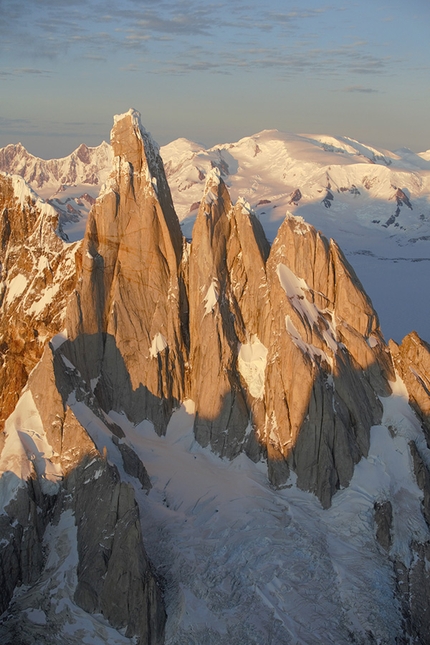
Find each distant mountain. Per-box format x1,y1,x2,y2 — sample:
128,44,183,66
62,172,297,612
0,141,112,190
160,131,430,342
0,141,113,242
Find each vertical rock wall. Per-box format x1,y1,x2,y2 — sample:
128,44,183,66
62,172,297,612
66,110,188,433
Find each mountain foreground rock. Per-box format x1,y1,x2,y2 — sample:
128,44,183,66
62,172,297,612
1,110,430,644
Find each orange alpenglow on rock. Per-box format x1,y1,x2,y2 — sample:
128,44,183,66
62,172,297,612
2,109,430,644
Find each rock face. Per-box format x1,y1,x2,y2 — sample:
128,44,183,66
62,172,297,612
0,342,165,643
374,500,393,551
66,109,188,434
3,109,430,643
0,174,78,431
395,542,430,645
187,172,394,507
390,332,430,443
18,109,394,509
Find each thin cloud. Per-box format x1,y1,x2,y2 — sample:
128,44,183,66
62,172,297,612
343,85,379,93
0,0,412,82
158,40,395,79
15,68,52,76
0,67,53,78
268,8,332,22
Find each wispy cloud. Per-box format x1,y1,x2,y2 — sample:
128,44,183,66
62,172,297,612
156,41,395,79
0,67,53,78
14,68,52,76
343,85,379,93
0,0,412,83
0,115,105,139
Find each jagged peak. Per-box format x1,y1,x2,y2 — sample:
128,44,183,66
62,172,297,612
236,196,254,216
112,108,160,156
110,109,165,198
281,210,313,236
7,174,68,241
5,141,27,152
202,167,222,205
205,165,221,187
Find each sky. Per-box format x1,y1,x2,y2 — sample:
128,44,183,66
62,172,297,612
0,0,429,159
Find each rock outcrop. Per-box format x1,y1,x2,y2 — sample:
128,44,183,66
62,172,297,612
3,109,430,643
0,341,165,643
38,110,396,509
395,542,430,645
0,174,78,431
187,173,394,506
390,332,430,444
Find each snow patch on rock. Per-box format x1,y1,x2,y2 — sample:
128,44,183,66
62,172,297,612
277,263,338,352
203,279,219,315
150,332,168,358
285,315,332,367
238,336,268,399
5,273,28,305
0,389,62,512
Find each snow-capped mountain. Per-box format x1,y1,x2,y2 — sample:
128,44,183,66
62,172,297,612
1,110,430,644
2,128,428,340
160,131,430,343
0,141,113,242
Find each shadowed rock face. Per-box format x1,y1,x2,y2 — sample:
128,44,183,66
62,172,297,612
0,343,166,644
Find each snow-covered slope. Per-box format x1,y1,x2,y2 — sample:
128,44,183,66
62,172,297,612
160,131,430,342
103,384,430,645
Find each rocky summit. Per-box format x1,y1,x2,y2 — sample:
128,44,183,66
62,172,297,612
1,109,430,644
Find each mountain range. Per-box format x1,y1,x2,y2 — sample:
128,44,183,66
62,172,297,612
0,110,429,644
2,126,429,342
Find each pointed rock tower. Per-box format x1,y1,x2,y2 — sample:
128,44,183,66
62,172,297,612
66,109,188,432
262,214,394,506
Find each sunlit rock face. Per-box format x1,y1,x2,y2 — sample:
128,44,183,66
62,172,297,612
186,169,394,507
2,108,393,507
2,109,430,644
66,109,188,434
0,174,78,431
0,109,398,517
262,214,395,506
390,332,430,443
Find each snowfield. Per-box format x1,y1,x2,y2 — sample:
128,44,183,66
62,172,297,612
1,372,429,643
30,381,423,645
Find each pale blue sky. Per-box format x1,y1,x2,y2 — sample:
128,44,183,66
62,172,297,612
1,0,429,158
